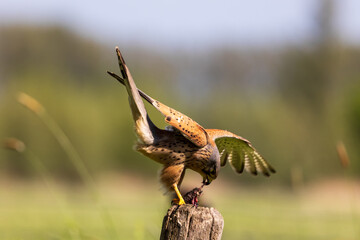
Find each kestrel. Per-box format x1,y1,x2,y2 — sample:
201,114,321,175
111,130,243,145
107,47,275,205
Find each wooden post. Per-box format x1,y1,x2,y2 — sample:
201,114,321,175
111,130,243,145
160,204,224,240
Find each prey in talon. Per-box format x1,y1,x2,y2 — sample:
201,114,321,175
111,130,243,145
183,186,204,206
107,47,276,206
171,185,203,206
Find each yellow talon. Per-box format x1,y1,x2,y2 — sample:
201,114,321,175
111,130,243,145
178,198,185,205
172,183,186,205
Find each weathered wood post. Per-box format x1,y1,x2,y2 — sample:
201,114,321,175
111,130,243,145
160,204,224,240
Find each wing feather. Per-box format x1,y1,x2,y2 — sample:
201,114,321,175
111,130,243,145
219,149,228,167
209,129,275,177
153,101,208,147
252,151,270,176
237,146,245,173
229,146,243,174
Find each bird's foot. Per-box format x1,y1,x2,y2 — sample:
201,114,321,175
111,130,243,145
172,183,186,205
172,198,186,205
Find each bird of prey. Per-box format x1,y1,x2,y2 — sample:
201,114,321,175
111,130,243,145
107,47,275,205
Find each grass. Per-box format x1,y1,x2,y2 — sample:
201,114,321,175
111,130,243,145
0,177,165,240
16,92,119,239
217,189,359,240
0,176,359,240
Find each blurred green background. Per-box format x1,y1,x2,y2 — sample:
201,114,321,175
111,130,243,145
1,0,360,239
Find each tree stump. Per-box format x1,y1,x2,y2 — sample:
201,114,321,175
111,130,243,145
160,204,224,240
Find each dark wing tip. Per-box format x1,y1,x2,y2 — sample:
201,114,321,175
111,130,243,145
115,47,126,64
269,166,276,174
236,161,245,173
235,168,244,174
115,47,127,78
107,71,125,85
107,70,115,77
262,164,275,176
115,46,121,60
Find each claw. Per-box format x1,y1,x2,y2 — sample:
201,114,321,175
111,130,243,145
172,198,185,205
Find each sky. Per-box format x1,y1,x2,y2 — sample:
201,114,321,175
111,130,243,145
1,0,360,50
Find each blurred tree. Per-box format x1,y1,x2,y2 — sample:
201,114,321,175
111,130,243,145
274,0,360,179
278,0,337,115
0,26,106,87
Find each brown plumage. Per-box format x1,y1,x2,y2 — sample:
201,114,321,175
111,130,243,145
107,47,275,205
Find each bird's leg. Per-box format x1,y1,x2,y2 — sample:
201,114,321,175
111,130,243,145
172,183,185,205
161,165,185,205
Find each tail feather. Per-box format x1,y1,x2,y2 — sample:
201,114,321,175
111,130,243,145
114,47,155,144
107,71,155,106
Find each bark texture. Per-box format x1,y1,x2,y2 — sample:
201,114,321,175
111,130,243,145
160,204,224,240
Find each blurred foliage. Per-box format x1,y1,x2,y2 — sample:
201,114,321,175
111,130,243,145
0,22,360,186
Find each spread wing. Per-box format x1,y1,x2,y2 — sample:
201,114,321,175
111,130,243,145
151,100,208,147
207,129,275,176
107,71,208,148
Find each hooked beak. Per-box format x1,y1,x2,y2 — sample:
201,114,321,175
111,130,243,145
202,176,213,185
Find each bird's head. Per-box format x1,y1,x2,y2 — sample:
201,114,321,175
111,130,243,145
201,149,220,185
